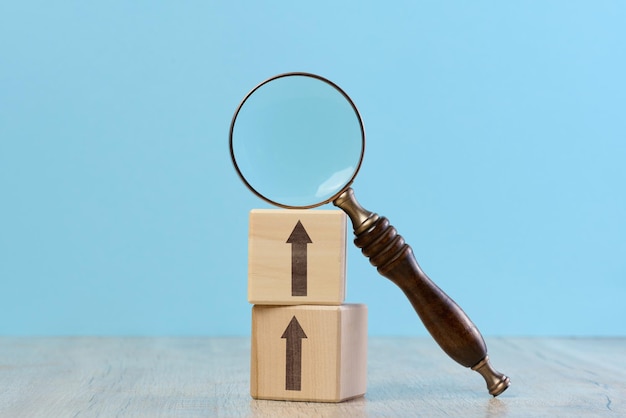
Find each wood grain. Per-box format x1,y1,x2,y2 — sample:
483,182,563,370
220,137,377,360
0,337,624,417
251,304,367,402
248,209,347,305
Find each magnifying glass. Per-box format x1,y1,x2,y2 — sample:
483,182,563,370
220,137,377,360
229,72,510,396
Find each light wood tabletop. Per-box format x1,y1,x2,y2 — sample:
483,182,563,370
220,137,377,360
0,337,624,417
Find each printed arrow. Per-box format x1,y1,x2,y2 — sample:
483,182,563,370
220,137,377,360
281,316,308,391
286,220,312,297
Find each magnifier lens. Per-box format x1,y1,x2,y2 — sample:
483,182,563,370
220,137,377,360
230,74,364,208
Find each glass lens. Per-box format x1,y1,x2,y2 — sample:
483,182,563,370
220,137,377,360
230,73,364,208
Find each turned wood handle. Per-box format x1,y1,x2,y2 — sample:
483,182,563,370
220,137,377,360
357,216,487,367
334,188,510,396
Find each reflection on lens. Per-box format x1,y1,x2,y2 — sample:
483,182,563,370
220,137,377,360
230,73,364,208
315,166,355,199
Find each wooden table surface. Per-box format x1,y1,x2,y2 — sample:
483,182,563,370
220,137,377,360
1,337,624,417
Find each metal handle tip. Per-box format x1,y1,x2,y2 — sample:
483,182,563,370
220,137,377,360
471,356,510,397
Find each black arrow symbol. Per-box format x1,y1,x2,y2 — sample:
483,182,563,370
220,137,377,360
281,316,307,391
286,220,312,297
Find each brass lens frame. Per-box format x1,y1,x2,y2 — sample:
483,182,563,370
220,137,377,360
228,72,366,209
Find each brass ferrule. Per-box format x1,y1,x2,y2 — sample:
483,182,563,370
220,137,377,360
333,188,379,235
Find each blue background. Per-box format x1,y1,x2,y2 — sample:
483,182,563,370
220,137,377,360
1,2,624,336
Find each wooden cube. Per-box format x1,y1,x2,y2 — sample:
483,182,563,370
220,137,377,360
248,209,347,305
250,304,367,402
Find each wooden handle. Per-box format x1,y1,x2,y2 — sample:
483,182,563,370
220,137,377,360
334,188,510,396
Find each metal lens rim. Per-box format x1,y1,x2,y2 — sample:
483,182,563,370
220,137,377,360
228,72,366,209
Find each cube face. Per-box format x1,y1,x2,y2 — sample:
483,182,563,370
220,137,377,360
248,209,347,305
251,304,367,402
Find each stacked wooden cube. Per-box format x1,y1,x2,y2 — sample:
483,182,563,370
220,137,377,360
248,209,368,402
